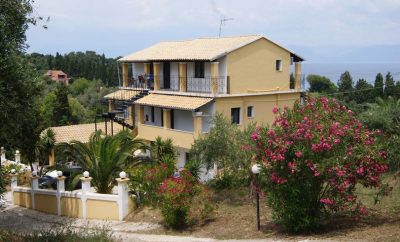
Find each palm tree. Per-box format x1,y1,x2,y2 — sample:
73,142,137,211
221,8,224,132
62,130,148,194
150,136,175,163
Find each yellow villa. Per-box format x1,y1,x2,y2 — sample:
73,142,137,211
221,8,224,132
105,35,305,167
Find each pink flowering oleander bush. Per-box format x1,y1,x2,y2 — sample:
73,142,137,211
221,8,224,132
158,170,213,229
251,97,389,232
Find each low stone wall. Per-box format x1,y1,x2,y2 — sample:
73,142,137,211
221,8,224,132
10,173,135,221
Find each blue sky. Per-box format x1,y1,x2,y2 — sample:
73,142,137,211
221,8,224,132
27,0,400,62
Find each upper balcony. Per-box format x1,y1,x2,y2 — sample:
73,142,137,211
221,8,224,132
119,61,229,95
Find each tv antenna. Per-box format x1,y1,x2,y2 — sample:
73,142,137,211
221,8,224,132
218,16,234,37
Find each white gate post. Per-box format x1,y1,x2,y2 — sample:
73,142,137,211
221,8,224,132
116,171,130,221
10,170,18,205
14,150,21,164
30,171,39,209
1,147,5,164
56,171,66,216
80,171,92,220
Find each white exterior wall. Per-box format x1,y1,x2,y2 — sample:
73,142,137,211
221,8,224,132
176,147,189,169
132,63,144,75
143,106,162,127
198,101,215,133
134,104,139,127
187,62,194,78
187,62,211,77
173,110,194,132
217,56,227,77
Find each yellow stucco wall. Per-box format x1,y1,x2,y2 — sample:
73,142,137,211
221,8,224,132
86,199,119,220
35,194,57,214
227,38,292,94
215,92,301,127
137,123,194,149
13,191,32,209
61,197,83,218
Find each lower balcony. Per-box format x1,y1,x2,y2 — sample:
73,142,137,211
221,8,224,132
137,123,195,150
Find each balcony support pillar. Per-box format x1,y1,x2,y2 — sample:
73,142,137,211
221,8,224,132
178,62,187,92
193,112,202,138
163,109,171,129
138,106,145,124
294,62,302,90
129,105,135,127
122,63,129,87
211,62,219,95
108,99,115,112
153,62,161,91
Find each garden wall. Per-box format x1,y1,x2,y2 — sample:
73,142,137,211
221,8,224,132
9,174,135,221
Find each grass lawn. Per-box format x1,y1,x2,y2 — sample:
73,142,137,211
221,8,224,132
126,173,400,241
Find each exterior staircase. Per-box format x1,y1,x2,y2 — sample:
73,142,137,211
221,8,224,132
97,89,149,131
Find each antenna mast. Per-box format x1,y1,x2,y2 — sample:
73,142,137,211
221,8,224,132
218,16,234,37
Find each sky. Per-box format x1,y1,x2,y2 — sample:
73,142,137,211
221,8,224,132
26,0,400,62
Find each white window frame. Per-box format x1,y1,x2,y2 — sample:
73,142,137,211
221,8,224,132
231,107,241,125
276,59,283,72
247,106,254,118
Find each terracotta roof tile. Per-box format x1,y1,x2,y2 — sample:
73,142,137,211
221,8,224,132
46,123,124,144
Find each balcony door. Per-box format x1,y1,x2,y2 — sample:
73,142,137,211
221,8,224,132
163,62,170,89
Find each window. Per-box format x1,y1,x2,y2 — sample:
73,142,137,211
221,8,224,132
185,152,190,163
194,62,205,78
247,106,254,118
170,109,174,129
161,109,164,126
276,60,282,71
150,107,155,122
231,107,241,125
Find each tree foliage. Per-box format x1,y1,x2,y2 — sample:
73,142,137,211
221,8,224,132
190,113,254,187
307,74,337,94
0,0,44,169
374,73,384,99
384,72,395,98
26,51,119,86
354,78,374,103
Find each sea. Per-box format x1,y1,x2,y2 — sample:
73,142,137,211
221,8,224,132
301,62,400,85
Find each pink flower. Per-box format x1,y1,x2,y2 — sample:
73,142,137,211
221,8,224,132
348,110,353,116
272,106,279,114
271,172,287,184
288,162,296,173
356,166,364,175
360,205,368,215
251,131,260,141
295,151,302,158
320,198,334,205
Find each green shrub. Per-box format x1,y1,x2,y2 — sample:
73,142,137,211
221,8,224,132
0,224,113,242
378,134,400,172
158,170,214,229
128,161,174,205
207,171,248,190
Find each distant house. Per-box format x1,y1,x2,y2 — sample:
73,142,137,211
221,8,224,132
46,70,70,85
